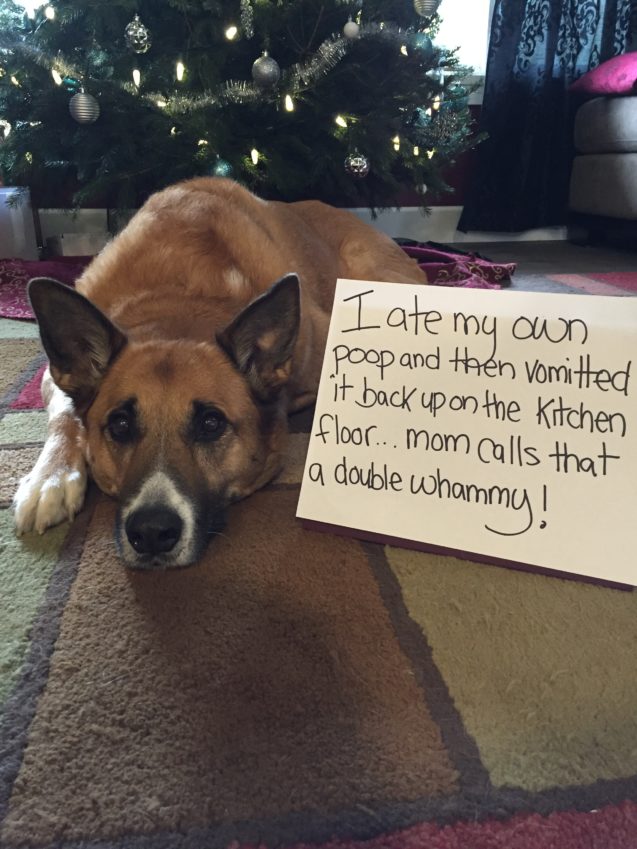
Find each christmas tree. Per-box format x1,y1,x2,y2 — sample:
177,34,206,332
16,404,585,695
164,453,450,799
0,0,478,211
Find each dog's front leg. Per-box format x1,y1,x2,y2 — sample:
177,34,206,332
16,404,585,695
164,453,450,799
13,367,87,535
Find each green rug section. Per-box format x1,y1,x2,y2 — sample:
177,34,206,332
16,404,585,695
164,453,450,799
0,412,47,446
0,509,69,711
0,319,40,340
386,547,637,793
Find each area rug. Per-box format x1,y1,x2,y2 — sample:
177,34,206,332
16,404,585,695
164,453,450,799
1,270,637,849
545,271,637,294
510,270,637,297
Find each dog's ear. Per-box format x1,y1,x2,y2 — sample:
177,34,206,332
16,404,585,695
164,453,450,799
217,273,300,401
28,277,127,408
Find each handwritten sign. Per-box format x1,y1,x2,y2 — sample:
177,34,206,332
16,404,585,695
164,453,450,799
296,280,637,586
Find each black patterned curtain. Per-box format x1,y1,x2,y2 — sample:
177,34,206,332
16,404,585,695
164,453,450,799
458,0,634,233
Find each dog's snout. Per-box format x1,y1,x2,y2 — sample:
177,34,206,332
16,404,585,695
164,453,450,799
125,506,183,556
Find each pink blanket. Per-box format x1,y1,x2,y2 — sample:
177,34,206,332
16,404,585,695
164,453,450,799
401,244,515,289
0,257,89,320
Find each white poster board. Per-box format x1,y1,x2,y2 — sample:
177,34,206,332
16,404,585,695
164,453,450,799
297,280,637,587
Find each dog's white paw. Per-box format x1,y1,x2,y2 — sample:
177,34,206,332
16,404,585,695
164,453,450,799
13,456,87,535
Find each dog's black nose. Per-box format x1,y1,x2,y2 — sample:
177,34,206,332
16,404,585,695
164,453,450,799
125,506,183,555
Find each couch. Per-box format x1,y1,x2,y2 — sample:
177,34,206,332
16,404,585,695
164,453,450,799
569,94,637,241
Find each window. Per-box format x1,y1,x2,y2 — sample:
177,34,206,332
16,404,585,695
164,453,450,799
436,0,495,76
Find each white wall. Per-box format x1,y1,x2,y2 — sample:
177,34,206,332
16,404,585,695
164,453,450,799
335,207,566,244
436,0,494,76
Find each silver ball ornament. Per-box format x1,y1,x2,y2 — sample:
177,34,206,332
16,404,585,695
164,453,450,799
413,0,441,17
343,18,360,39
251,52,281,87
69,91,100,124
125,14,152,54
344,152,370,179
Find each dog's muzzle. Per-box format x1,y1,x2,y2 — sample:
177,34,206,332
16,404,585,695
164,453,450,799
117,470,204,569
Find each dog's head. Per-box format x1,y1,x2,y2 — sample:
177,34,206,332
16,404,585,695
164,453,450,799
28,275,300,569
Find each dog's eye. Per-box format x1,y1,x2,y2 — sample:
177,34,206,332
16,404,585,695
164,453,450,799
107,411,134,443
195,408,226,442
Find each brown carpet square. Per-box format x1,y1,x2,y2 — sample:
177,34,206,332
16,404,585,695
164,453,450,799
2,489,456,846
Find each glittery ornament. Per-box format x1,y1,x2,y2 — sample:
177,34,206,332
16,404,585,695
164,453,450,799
125,14,152,54
344,152,370,179
251,52,281,87
343,18,360,39
69,90,100,124
434,108,463,140
211,158,233,178
413,0,441,17
240,0,254,39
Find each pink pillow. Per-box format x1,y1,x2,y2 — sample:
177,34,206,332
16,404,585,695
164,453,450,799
570,52,637,95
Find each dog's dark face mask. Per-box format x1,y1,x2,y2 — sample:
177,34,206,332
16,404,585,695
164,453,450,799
28,274,300,569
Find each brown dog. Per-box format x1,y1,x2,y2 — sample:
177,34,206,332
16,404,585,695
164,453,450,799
13,178,426,568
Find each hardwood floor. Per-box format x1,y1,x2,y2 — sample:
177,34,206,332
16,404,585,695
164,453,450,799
457,240,637,275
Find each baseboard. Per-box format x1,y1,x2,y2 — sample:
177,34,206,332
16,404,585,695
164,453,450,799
37,206,568,247
38,209,109,242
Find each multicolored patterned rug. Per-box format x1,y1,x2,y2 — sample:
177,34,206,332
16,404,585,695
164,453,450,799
1,266,637,849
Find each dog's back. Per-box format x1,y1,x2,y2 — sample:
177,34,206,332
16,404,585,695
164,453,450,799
75,177,425,344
